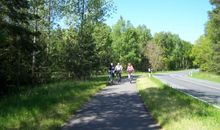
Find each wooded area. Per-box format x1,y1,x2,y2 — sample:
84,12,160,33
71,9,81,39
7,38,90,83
0,0,219,96
192,0,220,73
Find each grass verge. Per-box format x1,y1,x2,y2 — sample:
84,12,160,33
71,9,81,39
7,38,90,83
136,74,220,130
0,75,107,130
192,71,220,83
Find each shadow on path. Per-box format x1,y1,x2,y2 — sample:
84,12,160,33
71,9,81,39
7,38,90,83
62,76,160,130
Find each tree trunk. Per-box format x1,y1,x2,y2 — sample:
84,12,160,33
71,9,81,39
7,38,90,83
32,37,36,83
32,2,38,84
16,36,21,88
47,0,52,55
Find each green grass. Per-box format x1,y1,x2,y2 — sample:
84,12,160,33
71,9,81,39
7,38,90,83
136,74,220,130
0,75,107,130
192,71,220,83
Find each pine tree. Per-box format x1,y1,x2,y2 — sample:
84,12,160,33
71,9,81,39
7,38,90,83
207,0,220,73
0,0,38,92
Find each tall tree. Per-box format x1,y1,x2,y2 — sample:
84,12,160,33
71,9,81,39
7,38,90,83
111,16,126,62
92,23,113,73
153,32,175,70
0,0,115,94
27,0,65,83
62,0,114,79
206,0,220,73
153,32,192,70
136,25,152,70
191,35,214,71
0,0,38,92
145,41,164,71
112,17,145,68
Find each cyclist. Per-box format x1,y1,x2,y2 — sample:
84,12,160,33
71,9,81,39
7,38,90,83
115,63,123,83
127,63,134,83
108,63,115,84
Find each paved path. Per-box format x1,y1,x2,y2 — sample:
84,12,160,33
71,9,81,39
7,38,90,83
154,70,220,108
61,77,160,130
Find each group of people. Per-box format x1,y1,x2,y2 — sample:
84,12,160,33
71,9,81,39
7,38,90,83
108,62,134,84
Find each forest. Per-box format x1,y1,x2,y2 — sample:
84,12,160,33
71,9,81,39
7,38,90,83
0,0,220,96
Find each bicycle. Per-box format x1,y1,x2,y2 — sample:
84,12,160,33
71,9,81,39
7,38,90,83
127,63,134,84
115,71,122,83
128,73,133,83
108,71,114,85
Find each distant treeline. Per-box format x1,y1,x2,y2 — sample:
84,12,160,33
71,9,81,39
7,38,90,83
0,0,219,95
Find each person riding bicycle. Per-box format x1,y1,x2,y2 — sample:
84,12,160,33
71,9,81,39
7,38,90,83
115,63,123,83
108,63,115,84
127,63,134,83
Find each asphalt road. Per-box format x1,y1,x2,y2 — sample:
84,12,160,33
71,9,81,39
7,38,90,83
154,70,220,108
61,77,160,130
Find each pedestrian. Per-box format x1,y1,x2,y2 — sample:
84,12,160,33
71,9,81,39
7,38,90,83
148,68,151,77
127,63,134,83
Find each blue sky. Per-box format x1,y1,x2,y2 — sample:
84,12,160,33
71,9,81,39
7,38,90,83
105,0,213,43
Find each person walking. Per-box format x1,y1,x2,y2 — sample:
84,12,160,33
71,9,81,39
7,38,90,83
148,68,152,77
127,63,134,83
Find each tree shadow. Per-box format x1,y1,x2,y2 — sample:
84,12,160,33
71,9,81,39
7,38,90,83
62,82,160,130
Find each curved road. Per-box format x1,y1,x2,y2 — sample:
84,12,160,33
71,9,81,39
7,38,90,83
154,70,220,108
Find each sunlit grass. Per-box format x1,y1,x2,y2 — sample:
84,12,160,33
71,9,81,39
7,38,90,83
192,71,220,83
0,76,107,130
136,74,220,130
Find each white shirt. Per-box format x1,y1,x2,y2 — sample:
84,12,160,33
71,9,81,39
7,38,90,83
115,65,123,71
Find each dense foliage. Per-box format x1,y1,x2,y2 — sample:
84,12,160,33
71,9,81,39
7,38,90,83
0,0,39,94
0,0,115,95
111,18,193,72
151,32,193,70
0,0,202,95
191,0,220,73
111,17,152,71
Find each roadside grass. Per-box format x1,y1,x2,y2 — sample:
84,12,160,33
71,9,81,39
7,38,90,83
192,71,220,83
136,74,220,130
0,75,107,130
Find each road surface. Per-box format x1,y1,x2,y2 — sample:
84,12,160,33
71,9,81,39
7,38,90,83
154,70,220,108
61,77,160,130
